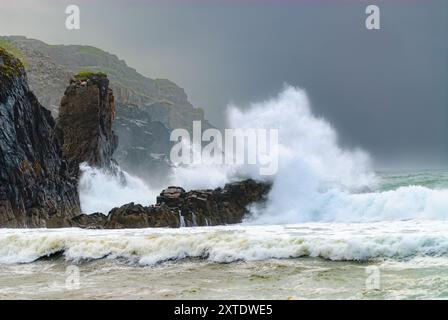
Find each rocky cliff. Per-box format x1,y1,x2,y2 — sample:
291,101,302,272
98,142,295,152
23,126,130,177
0,48,80,227
0,36,213,184
57,72,118,176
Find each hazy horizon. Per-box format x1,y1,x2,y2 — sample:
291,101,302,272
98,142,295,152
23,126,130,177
0,0,447,169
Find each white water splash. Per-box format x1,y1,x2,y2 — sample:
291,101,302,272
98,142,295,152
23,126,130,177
78,163,158,214
178,211,186,228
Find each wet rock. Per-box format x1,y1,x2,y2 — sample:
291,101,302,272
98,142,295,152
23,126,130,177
97,179,271,229
157,186,186,208
0,48,80,227
70,212,107,229
177,179,272,226
105,203,180,229
57,72,118,176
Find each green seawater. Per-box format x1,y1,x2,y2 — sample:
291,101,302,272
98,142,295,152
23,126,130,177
376,170,448,191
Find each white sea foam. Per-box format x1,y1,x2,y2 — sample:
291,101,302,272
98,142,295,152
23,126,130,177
1,221,448,265
78,163,158,214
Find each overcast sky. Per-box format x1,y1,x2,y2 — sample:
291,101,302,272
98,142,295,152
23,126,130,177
1,0,447,168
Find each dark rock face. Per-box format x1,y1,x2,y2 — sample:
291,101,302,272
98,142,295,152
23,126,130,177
71,179,271,229
57,74,118,175
0,48,80,227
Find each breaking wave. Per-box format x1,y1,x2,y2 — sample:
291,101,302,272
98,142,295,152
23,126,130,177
1,221,448,265
172,86,448,223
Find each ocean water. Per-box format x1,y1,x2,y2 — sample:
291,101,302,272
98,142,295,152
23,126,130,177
1,171,448,300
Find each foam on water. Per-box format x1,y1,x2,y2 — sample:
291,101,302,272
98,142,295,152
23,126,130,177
1,221,448,265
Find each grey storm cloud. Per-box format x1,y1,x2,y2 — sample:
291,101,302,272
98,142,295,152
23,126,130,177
1,0,447,168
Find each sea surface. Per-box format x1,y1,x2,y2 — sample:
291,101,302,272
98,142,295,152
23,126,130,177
1,170,448,300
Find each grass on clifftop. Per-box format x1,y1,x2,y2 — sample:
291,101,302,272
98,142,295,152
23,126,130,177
0,47,24,78
73,71,107,81
76,46,108,56
0,39,29,68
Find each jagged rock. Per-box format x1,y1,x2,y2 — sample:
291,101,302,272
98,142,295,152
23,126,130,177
83,179,271,229
70,212,107,229
157,186,186,207
176,179,272,226
0,48,80,227
57,72,118,175
105,203,180,229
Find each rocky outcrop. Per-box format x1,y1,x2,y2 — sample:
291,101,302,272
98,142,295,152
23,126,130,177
57,72,118,175
157,179,272,226
71,179,271,229
0,48,80,227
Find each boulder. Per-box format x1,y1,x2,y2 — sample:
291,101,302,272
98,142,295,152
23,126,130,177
157,186,186,208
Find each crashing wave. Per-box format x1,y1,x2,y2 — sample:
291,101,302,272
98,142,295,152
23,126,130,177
1,221,448,265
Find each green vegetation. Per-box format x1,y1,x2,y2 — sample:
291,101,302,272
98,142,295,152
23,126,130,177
76,46,107,56
73,71,107,81
0,39,29,68
0,47,24,78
